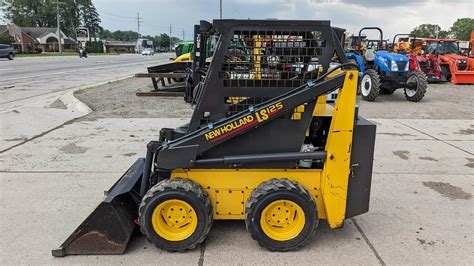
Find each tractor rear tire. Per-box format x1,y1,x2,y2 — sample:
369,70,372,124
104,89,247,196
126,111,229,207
360,69,380,101
245,178,318,251
404,70,427,102
138,178,213,252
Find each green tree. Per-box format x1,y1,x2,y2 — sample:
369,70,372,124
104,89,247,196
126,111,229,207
0,0,56,27
158,33,170,48
0,33,15,44
450,18,474,41
109,30,139,41
410,24,449,38
0,0,101,38
99,29,113,40
78,0,102,41
170,36,180,47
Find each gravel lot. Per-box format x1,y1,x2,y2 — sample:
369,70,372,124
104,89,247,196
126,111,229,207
75,78,473,120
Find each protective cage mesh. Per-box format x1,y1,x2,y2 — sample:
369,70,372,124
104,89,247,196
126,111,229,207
220,30,327,116
220,30,326,88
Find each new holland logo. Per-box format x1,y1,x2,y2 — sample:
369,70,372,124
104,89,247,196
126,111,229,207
205,102,284,142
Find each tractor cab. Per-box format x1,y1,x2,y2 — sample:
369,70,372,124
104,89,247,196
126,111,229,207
424,39,461,56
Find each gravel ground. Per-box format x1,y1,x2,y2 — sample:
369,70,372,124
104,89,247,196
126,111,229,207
74,78,193,119
75,78,473,120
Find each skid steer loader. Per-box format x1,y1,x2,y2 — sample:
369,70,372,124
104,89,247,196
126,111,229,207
52,19,376,256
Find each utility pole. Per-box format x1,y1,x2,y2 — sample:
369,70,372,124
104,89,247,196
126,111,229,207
182,29,185,41
56,0,62,53
169,24,172,50
220,0,223,19
137,12,141,38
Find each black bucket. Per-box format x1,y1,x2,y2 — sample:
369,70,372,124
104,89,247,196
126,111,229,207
52,159,145,257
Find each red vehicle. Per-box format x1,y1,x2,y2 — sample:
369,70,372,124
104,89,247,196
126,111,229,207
423,38,474,84
392,34,446,83
392,34,445,83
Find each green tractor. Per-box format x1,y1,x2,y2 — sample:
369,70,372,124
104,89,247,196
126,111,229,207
174,41,194,61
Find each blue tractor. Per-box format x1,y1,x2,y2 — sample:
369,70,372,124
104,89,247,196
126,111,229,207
345,27,427,102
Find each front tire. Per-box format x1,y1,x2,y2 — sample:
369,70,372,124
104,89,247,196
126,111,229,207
138,178,213,252
8,53,14,60
404,70,427,102
360,69,380,101
245,178,318,251
441,66,451,81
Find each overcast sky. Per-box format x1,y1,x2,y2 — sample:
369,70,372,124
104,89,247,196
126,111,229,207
1,0,473,40
94,0,473,40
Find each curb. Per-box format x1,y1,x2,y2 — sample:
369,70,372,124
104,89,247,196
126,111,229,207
57,75,133,114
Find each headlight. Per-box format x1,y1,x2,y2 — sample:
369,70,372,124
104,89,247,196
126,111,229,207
405,62,409,71
459,60,466,64
391,60,398,71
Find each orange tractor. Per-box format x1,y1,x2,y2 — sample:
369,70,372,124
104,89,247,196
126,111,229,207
423,37,474,84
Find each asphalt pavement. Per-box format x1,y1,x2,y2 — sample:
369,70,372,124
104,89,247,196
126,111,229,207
0,54,170,151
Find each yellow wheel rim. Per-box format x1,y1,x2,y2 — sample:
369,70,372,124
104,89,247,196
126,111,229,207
260,200,305,241
151,199,198,241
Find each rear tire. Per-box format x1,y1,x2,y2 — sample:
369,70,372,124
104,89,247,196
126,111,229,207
139,178,212,252
404,70,427,102
8,53,14,60
360,69,380,101
245,178,318,251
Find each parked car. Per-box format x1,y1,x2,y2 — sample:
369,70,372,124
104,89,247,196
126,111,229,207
141,48,154,56
0,44,15,60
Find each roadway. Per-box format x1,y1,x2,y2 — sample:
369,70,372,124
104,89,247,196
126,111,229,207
0,53,170,151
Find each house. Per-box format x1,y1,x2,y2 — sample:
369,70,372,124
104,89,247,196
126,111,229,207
0,24,76,53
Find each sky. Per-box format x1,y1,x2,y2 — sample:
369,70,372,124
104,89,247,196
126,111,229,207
93,0,473,40
1,0,473,40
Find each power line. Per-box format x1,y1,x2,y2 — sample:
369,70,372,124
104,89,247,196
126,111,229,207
97,8,137,20
101,15,138,23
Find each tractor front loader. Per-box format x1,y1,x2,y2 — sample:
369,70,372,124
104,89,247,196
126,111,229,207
53,20,376,256
423,38,474,85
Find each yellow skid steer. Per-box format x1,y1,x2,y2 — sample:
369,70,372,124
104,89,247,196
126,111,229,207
52,19,376,256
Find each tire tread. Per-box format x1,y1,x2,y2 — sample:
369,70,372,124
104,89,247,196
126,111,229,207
138,178,212,251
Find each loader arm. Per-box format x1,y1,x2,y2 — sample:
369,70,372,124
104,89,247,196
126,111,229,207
155,71,350,170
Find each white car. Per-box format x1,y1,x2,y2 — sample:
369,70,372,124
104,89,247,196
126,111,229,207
142,48,154,56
